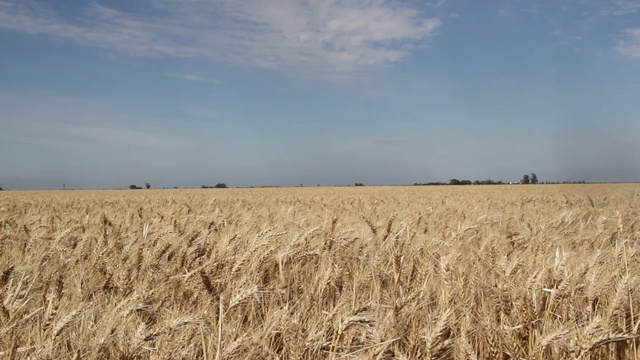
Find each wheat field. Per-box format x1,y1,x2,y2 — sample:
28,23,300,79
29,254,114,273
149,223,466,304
0,184,639,359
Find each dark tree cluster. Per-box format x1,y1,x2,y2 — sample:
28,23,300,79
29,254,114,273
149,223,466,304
448,179,473,185
129,182,153,189
202,183,228,189
415,179,503,186
521,173,538,184
473,179,503,185
354,183,365,186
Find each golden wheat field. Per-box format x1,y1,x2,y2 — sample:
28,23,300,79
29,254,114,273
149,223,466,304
1,184,639,359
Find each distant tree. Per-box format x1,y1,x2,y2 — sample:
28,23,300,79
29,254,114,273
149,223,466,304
0,186,3,191
521,174,530,184
145,182,151,189
354,183,365,186
449,179,461,185
129,185,142,189
530,173,538,184
476,179,494,185
214,183,227,188
460,180,472,185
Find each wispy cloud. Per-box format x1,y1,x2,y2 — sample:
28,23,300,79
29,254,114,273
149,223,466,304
0,90,188,150
509,1,640,59
430,0,450,9
0,0,441,82
616,28,640,59
552,0,640,18
167,72,221,83
590,0,640,16
551,28,584,48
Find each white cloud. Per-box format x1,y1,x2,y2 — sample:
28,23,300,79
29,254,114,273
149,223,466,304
616,28,640,59
0,90,188,150
0,0,441,82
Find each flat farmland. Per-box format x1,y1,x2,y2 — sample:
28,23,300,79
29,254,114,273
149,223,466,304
1,185,639,359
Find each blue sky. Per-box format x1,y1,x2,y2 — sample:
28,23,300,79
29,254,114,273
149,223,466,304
1,0,639,189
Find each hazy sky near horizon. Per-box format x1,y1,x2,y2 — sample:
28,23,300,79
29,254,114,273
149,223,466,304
1,0,639,189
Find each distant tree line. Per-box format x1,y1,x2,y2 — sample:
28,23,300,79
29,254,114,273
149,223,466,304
543,180,587,184
202,183,228,189
124,175,590,190
414,179,505,186
128,182,230,189
128,182,151,189
414,173,592,186
412,173,590,186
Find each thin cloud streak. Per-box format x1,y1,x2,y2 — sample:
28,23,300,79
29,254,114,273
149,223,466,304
167,72,221,83
561,0,640,17
593,0,640,16
507,1,640,59
0,0,441,82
